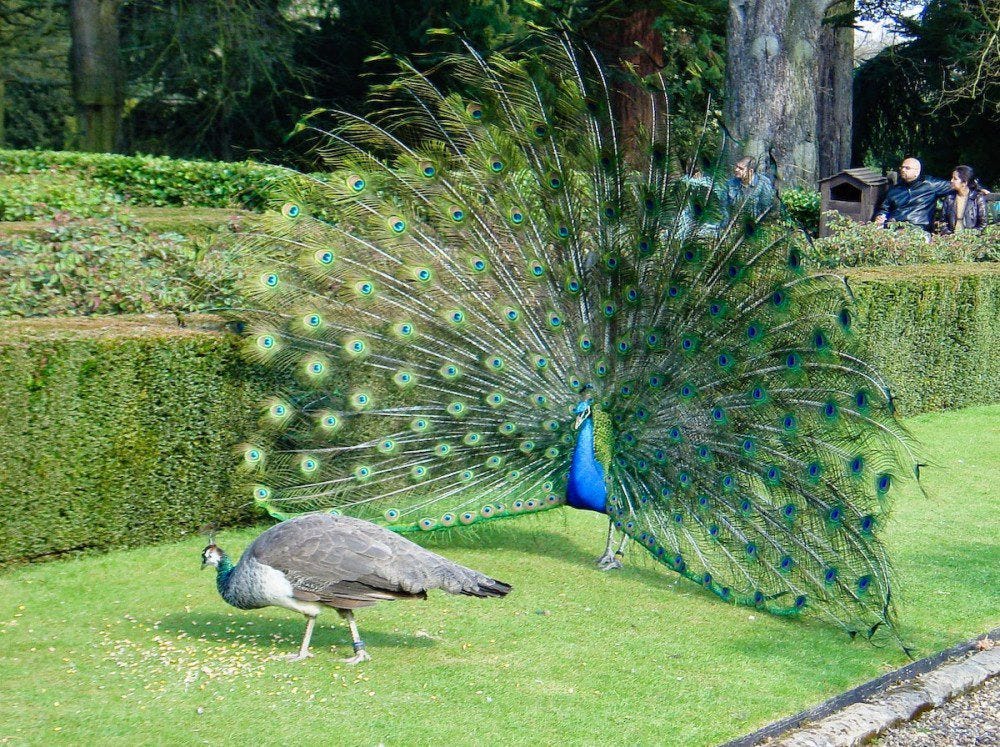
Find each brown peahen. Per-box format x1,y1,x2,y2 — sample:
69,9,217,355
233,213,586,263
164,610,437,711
201,513,511,662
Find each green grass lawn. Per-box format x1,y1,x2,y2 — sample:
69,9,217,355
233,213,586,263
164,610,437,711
1,406,997,746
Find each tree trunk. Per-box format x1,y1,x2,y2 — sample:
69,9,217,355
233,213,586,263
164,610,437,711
590,4,664,166
0,77,5,147
816,0,853,179
69,0,122,152
725,0,830,188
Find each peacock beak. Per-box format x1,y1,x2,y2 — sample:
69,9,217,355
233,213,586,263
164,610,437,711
574,408,590,430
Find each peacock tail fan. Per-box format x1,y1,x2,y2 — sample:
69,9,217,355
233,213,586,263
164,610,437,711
233,32,916,639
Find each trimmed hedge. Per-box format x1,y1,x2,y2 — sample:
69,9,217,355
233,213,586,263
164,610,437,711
849,263,1000,415
0,316,276,565
0,149,285,210
1,264,997,564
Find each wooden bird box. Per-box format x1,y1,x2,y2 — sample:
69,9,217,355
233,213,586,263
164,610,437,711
818,168,888,237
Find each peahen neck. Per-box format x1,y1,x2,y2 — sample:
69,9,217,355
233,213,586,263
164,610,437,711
566,407,611,513
215,553,236,599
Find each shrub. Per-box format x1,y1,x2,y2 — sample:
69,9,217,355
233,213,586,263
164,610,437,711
0,148,286,211
813,214,999,267
0,317,276,564
0,213,246,317
0,169,120,220
780,188,821,236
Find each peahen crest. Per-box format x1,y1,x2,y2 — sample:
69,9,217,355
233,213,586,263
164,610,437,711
234,33,915,640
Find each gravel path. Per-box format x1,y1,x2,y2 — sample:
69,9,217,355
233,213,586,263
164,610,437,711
875,674,999,746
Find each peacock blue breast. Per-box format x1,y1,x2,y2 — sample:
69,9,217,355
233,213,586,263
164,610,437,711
566,417,609,513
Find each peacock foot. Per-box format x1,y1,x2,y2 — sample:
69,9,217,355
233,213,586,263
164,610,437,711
341,649,372,665
596,554,623,571
285,651,314,662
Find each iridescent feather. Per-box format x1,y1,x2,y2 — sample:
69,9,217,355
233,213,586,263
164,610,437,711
234,33,915,641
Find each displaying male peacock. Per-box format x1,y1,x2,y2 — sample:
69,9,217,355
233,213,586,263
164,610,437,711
235,33,915,642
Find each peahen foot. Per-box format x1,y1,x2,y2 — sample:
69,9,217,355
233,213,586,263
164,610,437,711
341,649,371,665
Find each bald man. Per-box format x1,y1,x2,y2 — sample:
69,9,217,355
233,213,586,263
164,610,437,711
874,157,953,232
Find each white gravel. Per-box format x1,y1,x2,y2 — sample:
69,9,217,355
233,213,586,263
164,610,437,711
875,674,999,746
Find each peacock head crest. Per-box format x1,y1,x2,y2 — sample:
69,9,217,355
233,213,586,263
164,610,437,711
573,399,593,430
201,544,224,569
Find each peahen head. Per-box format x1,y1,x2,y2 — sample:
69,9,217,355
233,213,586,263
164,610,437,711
201,544,225,569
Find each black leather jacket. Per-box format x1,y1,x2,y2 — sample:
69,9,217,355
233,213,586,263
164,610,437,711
941,189,989,233
875,175,953,231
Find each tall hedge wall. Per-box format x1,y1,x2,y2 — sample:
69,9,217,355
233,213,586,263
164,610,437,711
847,263,1000,415
1,264,997,564
0,316,276,565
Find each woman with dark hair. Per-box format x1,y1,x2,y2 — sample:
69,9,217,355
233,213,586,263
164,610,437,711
941,165,989,233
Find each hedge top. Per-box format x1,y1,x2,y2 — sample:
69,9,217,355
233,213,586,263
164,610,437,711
1,314,228,343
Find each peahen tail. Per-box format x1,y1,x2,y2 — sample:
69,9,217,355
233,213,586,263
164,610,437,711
233,32,915,638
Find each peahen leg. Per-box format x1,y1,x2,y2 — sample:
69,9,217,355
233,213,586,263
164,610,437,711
287,614,316,661
596,519,625,571
339,610,371,664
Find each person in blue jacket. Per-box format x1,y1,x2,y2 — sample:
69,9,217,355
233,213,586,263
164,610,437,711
873,157,953,232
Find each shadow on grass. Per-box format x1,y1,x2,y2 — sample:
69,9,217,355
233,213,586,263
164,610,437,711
157,610,436,651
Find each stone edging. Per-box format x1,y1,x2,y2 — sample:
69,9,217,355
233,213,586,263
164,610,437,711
724,627,1000,747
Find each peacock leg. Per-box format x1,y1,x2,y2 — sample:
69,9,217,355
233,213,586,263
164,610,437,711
596,520,624,571
339,610,372,664
286,614,316,661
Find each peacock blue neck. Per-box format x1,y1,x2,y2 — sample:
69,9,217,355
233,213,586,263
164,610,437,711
566,415,609,513
215,553,235,597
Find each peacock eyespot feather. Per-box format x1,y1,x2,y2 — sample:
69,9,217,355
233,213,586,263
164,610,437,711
355,281,375,297
439,364,461,379
460,512,476,525
557,225,570,238
486,455,503,469
486,392,504,407
785,352,802,370
449,206,465,222
745,543,757,557
470,257,487,273
528,260,545,277
855,389,870,410
531,122,548,138
489,156,504,172
254,486,271,501
794,595,807,608
850,455,864,475
419,518,437,531
481,505,495,517
546,172,562,189
419,161,437,178
466,102,484,120
499,421,517,435
434,443,452,457
813,329,830,351
346,174,366,192
410,418,429,432
565,277,582,294
301,457,320,474
679,382,696,399
410,465,428,480
388,216,407,233
315,249,335,265
504,307,520,323
806,462,822,481
782,503,797,520
638,239,652,255
876,473,892,494
780,555,794,571
260,272,280,288
824,568,838,585
548,313,562,328
788,248,803,270
782,413,798,432
822,400,839,420
244,448,262,464
857,575,872,593
697,445,713,462
828,506,843,523
447,401,466,416
753,591,765,605
765,465,781,484
739,499,752,513
281,202,300,218
708,525,719,538
838,308,852,330
510,209,525,225
741,437,756,455
722,475,737,491
256,335,276,350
